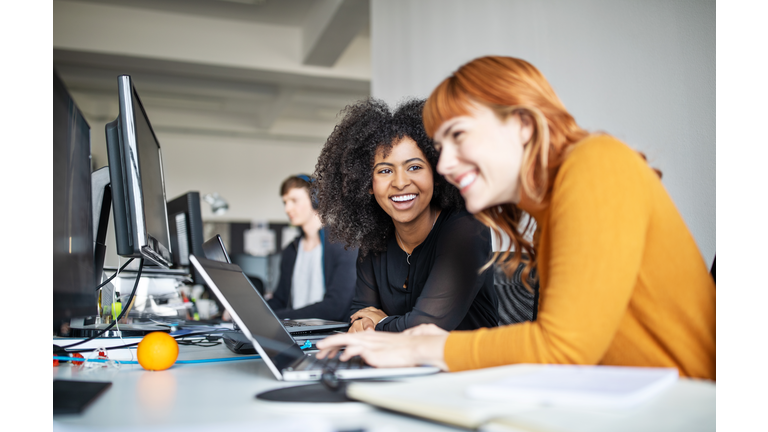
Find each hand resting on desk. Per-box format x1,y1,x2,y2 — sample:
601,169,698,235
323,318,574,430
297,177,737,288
316,323,450,371
348,317,375,333
349,307,387,333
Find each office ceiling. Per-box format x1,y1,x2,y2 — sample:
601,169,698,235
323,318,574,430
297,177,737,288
72,0,320,26
54,0,371,143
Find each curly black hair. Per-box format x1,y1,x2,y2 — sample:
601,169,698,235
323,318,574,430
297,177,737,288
314,97,465,258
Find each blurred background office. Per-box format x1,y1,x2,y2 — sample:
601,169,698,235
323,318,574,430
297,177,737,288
53,0,715,294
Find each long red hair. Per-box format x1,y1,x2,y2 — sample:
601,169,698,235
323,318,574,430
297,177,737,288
423,56,589,286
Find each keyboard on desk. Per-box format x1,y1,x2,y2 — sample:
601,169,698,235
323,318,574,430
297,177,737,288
283,321,310,328
278,318,350,334
291,352,369,372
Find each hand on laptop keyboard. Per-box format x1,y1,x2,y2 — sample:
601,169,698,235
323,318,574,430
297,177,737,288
310,350,367,371
312,351,367,391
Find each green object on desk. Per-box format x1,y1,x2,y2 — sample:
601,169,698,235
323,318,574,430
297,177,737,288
111,301,122,320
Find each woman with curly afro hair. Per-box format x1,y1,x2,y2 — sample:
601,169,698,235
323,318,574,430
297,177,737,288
314,98,499,333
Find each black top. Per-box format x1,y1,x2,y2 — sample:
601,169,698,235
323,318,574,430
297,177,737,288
268,229,359,322
352,208,499,332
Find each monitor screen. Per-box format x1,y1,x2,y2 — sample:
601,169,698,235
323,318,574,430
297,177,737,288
105,75,173,268
167,191,205,284
53,69,97,331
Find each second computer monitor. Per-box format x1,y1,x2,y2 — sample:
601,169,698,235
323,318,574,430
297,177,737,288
167,191,206,284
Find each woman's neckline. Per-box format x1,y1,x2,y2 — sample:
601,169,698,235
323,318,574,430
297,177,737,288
394,207,442,255
299,237,321,252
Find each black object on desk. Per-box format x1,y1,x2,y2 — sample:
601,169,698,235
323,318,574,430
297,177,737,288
53,380,112,415
223,330,345,354
256,383,354,403
256,376,401,404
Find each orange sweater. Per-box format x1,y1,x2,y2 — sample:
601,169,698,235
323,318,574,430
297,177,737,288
444,135,715,380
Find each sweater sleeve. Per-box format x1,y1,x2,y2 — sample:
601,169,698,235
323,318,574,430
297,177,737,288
445,138,653,371
275,242,358,322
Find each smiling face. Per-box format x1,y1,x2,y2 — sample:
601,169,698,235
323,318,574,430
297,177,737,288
282,187,315,228
434,102,533,214
370,136,435,225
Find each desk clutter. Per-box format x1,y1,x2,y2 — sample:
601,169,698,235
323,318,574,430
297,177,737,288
53,334,715,432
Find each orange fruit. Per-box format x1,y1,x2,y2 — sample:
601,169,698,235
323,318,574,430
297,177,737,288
137,332,178,371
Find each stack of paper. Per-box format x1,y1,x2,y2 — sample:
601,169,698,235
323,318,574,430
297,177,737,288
345,364,714,431
466,365,678,408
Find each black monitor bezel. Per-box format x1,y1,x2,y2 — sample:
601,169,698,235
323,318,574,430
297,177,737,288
105,75,173,268
167,191,206,284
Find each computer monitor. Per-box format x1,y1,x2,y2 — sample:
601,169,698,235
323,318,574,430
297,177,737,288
167,191,206,284
53,69,97,331
105,75,173,268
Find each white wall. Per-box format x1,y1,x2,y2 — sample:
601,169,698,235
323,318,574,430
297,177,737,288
153,133,322,223
91,128,323,267
90,126,323,223
371,0,716,264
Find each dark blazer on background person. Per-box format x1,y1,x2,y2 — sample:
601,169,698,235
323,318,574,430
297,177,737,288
268,228,358,322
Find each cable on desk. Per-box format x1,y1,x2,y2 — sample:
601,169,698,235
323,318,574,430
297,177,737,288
54,340,313,365
60,259,144,350
62,331,227,353
95,258,135,291
176,336,221,348
52,355,263,365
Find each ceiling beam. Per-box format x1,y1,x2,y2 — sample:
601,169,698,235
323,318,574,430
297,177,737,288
303,0,369,67
53,49,370,93
258,87,297,129
54,0,370,81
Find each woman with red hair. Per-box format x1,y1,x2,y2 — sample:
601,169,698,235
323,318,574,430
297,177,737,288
317,56,715,380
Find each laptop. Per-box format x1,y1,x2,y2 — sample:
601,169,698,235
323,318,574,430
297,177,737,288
202,234,231,264
202,235,350,334
189,255,441,381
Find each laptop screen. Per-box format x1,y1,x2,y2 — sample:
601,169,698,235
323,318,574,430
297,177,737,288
191,256,304,372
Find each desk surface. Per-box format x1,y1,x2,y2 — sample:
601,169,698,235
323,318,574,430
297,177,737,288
52,340,715,432
52,341,459,432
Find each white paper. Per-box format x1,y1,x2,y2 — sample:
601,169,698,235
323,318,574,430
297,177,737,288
467,365,678,409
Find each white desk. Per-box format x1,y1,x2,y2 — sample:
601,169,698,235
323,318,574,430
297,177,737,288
52,340,715,432
52,342,459,432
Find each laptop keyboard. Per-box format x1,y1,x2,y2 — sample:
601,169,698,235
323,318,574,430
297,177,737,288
283,321,309,327
295,352,369,371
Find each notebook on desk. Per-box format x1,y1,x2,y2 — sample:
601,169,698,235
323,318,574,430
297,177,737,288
344,364,709,431
202,235,350,335
190,255,440,381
